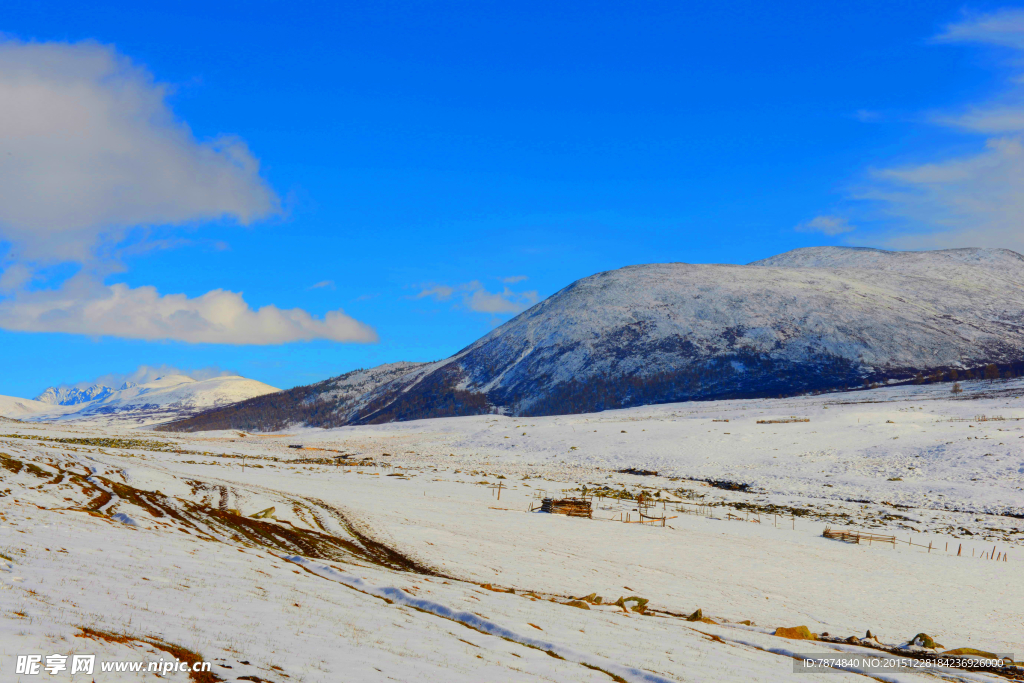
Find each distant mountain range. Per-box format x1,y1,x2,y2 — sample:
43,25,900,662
35,381,139,406
158,246,1024,432
0,375,279,425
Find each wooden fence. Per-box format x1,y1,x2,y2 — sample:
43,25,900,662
823,526,896,547
823,526,1011,561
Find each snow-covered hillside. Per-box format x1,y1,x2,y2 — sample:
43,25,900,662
156,362,428,432
167,246,1024,432
425,246,1024,416
0,394,75,420
0,374,280,425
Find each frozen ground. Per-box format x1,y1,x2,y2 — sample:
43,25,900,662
1,379,1021,681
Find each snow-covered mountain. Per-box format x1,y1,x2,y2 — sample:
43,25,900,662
164,246,1024,432
157,362,427,432
0,374,280,425
35,383,116,406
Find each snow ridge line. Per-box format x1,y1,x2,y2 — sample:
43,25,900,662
285,556,678,683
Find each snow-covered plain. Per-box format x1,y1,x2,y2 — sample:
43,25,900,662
1,379,1021,681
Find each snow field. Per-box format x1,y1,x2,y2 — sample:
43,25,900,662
1,379,1021,681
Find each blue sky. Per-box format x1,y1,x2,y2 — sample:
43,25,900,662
2,1,1024,397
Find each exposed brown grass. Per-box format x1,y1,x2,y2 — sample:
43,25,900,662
77,627,223,683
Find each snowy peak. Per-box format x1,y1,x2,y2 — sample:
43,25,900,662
35,384,116,406
79,374,278,418
33,375,199,406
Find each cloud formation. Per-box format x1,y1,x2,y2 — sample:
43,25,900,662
69,365,238,390
0,39,376,344
308,280,335,290
795,215,855,235
0,39,278,263
0,275,377,344
415,280,539,315
858,9,1024,251
864,136,1024,249
934,8,1024,49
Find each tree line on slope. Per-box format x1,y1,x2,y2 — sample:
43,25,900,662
157,356,1024,434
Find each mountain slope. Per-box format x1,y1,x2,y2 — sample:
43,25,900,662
156,362,429,431
163,246,1024,432
0,395,76,420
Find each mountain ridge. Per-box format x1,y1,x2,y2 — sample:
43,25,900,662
161,246,1024,432
36,384,116,406
1,374,280,425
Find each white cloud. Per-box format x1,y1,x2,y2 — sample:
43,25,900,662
0,263,33,293
0,275,377,344
861,136,1024,249
935,8,1024,50
0,39,279,264
69,365,237,390
414,285,456,301
850,9,1024,251
467,286,539,313
414,280,538,315
308,280,335,290
794,215,855,236
0,39,377,345
929,105,1024,134
499,275,528,284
